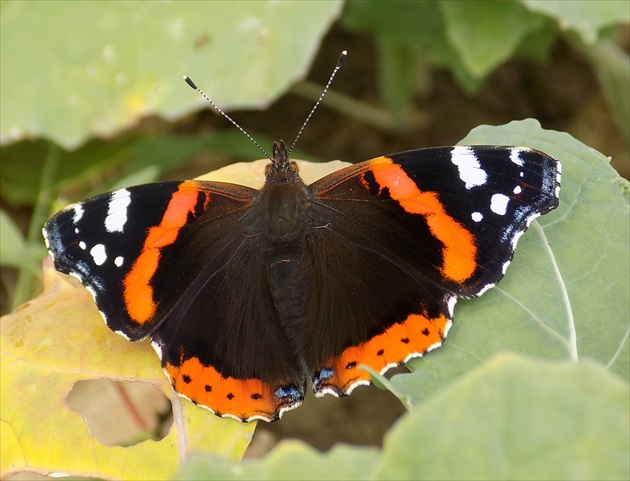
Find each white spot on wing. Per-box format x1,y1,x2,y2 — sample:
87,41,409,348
403,351,424,364
451,146,488,189
105,189,131,233
379,361,401,375
511,224,527,248
490,193,510,216
89,244,107,266
447,297,457,317
79,241,87,250
476,281,496,296
42,228,50,248
72,204,84,223
151,340,163,359
425,340,443,353
471,211,483,222
344,379,371,396
114,256,124,267
443,318,453,338
275,400,303,420
114,329,131,341
510,148,524,166
513,185,522,195
314,387,340,398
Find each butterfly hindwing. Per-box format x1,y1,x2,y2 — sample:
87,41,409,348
150,226,307,421
301,220,456,396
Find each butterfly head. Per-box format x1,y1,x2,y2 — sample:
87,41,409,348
266,140,300,182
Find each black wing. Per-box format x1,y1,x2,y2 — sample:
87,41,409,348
44,180,304,421
302,146,560,395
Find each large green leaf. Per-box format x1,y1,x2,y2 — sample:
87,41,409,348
581,40,630,144
377,355,629,480
342,1,483,94
389,119,629,406
175,355,629,480
521,0,630,44
177,443,380,480
439,1,545,79
0,1,342,148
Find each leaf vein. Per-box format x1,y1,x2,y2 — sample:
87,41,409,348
533,221,578,362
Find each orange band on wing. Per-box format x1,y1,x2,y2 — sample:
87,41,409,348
165,357,300,422
316,312,451,395
123,182,210,324
366,157,477,283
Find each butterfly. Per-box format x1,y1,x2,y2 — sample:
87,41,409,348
43,138,560,422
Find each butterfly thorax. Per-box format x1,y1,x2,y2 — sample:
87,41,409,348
248,144,316,353
258,140,310,240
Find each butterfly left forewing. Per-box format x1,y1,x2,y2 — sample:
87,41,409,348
43,181,257,340
44,179,306,421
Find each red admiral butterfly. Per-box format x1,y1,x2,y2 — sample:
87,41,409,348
43,54,561,422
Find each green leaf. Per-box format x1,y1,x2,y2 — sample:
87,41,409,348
0,1,342,148
0,210,43,273
176,443,380,480
1,131,276,208
580,40,630,144
342,1,483,93
521,0,630,44
393,119,629,404
439,1,545,79
374,36,423,126
465,120,629,374
342,1,443,41
377,355,629,480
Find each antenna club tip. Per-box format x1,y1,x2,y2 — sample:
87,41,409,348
183,75,198,90
337,50,347,66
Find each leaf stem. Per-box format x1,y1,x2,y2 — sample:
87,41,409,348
170,386,188,465
290,81,430,132
12,143,60,310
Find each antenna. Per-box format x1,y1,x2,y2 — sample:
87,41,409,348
287,50,347,158
184,50,347,162
183,76,272,161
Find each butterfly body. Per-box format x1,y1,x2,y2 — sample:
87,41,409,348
44,142,560,421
